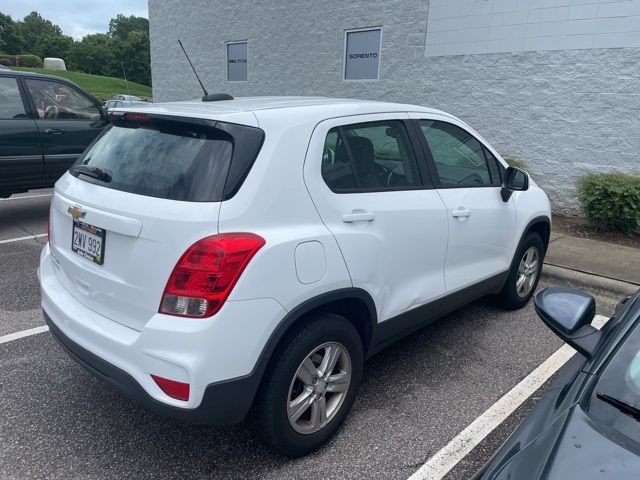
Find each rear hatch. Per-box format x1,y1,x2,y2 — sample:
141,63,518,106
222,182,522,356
48,111,264,331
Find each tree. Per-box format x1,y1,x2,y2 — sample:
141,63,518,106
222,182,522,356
106,14,151,85
5,12,73,59
17,12,60,54
0,9,151,87
108,15,149,42
0,12,24,54
67,34,117,76
118,30,151,86
36,33,73,59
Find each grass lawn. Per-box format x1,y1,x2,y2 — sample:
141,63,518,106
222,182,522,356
12,67,152,101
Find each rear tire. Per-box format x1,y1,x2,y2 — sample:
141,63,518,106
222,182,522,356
497,232,544,310
256,313,363,457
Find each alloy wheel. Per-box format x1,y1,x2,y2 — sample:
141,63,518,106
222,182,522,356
287,342,352,434
516,246,540,298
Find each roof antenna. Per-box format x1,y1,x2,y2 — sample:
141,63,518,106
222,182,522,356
178,39,209,97
178,40,234,102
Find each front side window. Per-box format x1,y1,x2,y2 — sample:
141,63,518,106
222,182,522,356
25,79,101,120
419,120,498,187
0,77,27,119
322,120,421,192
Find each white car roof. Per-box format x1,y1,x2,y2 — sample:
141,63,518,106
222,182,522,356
112,96,451,127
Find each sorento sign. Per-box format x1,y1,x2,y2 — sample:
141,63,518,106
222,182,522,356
344,28,381,80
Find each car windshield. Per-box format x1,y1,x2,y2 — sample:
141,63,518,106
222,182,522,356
588,317,640,443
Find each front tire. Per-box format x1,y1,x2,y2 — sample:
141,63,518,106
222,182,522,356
497,232,544,310
256,314,363,457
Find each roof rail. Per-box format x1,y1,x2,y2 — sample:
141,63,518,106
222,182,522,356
202,93,234,102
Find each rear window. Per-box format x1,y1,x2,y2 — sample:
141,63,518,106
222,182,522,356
71,114,264,202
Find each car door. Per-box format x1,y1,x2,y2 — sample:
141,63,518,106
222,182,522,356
0,75,43,194
22,77,107,184
409,112,516,293
304,113,449,323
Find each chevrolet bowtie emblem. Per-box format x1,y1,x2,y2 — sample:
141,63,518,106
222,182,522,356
68,206,86,220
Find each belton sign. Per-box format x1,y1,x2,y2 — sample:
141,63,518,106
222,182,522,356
227,41,248,81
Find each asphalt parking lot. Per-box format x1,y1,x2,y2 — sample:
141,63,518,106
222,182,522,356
0,190,591,480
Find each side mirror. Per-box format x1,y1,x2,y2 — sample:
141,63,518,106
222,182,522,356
501,166,529,201
534,286,601,359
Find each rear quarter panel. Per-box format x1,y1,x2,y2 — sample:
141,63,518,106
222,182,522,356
218,109,352,311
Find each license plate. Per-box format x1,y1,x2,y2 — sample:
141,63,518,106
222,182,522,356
71,220,106,265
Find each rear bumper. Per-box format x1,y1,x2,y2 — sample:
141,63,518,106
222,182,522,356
39,243,288,425
45,311,258,425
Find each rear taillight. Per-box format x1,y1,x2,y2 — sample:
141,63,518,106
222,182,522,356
159,233,265,318
123,112,150,122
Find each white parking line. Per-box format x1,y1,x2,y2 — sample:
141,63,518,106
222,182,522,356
0,193,52,201
0,234,48,245
408,314,609,480
0,326,49,346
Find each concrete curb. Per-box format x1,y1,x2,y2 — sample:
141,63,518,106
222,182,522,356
542,264,639,297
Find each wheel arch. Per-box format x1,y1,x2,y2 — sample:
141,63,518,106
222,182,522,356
245,289,377,412
499,215,551,293
261,288,377,364
522,215,551,254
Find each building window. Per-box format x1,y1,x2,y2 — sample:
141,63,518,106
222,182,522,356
226,41,247,82
344,28,381,81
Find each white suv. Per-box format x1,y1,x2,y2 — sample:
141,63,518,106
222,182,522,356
40,97,551,456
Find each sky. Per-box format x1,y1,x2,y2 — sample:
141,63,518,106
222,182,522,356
1,0,148,39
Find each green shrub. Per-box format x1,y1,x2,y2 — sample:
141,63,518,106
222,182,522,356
577,172,640,234
502,154,527,170
0,58,10,66
18,54,43,68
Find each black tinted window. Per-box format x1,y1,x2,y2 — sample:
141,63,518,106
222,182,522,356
72,115,264,202
483,147,502,184
25,78,100,120
0,77,27,119
420,120,498,187
322,120,421,192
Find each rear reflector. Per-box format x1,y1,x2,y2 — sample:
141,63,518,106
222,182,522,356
159,233,265,318
151,375,190,401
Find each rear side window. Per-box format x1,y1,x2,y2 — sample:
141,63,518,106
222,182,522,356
0,77,27,119
322,120,421,192
71,114,264,202
419,120,499,187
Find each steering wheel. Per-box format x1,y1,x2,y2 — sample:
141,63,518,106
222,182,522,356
323,147,336,164
375,164,397,187
44,105,59,119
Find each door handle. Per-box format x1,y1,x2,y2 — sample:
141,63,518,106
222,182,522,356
342,211,375,223
452,208,471,219
44,128,65,135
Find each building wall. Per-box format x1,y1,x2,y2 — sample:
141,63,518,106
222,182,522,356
426,0,640,56
149,0,640,214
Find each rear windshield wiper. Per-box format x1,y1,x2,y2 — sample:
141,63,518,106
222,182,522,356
596,392,640,421
70,165,112,183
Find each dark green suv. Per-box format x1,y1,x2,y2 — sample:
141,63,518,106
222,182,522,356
0,70,109,197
